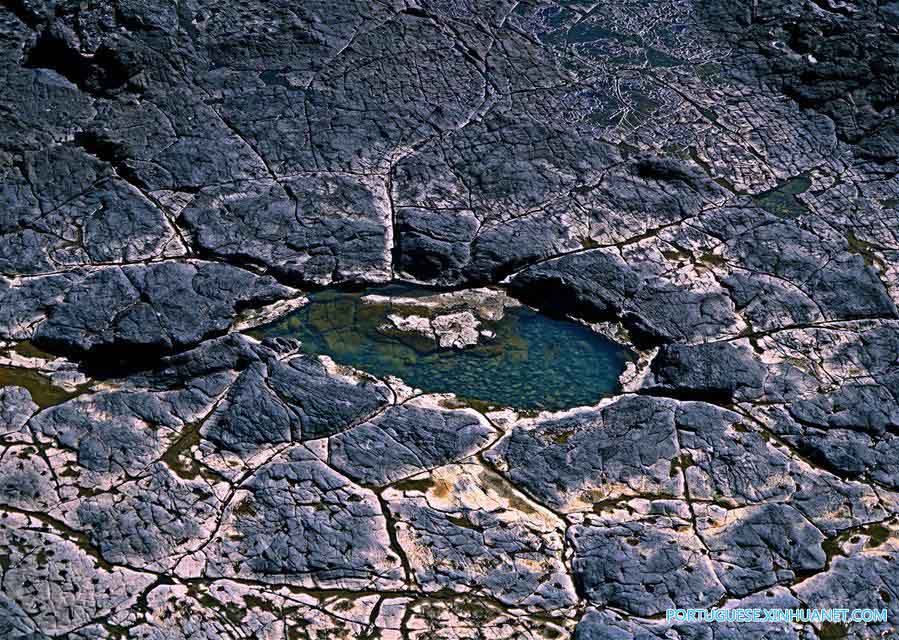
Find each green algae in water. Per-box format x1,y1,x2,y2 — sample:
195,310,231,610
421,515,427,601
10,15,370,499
251,287,632,411
0,366,76,408
753,175,811,219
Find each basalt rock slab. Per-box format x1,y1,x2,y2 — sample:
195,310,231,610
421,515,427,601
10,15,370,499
383,462,578,612
708,213,897,323
0,271,83,341
0,385,38,432
696,0,899,165
575,588,814,639
0,511,156,636
176,446,405,591
484,395,683,512
0,144,182,276
201,351,392,453
31,261,295,360
568,504,726,617
700,503,826,597
792,523,899,640
508,249,740,346
71,465,223,572
180,174,393,286
642,341,766,402
329,399,496,487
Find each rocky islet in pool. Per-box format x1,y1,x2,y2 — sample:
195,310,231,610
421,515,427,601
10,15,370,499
251,286,632,411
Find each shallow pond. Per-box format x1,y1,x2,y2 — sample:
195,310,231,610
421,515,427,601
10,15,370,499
251,286,632,411
0,366,77,408
753,175,811,219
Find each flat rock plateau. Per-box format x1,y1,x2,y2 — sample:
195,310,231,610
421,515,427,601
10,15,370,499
0,1,898,639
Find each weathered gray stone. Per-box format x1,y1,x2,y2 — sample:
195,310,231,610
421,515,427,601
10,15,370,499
330,401,495,486
178,446,405,591
568,507,725,616
484,395,682,512
32,261,296,359
384,462,578,612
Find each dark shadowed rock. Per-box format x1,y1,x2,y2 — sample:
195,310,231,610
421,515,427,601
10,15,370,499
644,341,766,402
509,250,739,346
32,261,295,360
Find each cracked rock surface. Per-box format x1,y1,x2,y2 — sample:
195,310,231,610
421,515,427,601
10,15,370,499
1,0,898,638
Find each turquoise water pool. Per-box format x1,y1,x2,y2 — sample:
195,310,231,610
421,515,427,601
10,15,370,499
251,286,632,411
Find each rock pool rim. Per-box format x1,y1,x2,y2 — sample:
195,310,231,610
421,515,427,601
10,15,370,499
248,282,636,412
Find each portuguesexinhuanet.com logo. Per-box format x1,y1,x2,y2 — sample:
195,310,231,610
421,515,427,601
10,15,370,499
665,608,889,624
